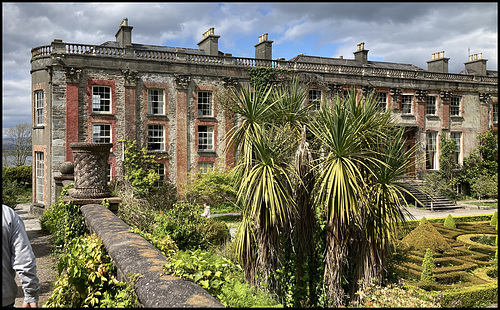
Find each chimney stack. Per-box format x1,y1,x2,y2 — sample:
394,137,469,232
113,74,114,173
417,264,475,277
197,27,220,56
464,52,488,76
354,42,368,64
115,18,133,48
427,50,449,73
254,33,273,60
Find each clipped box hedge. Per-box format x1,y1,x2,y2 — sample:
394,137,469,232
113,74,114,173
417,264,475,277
439,282,498,308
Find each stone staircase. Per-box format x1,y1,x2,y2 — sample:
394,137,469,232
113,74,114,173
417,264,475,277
400,179,460,210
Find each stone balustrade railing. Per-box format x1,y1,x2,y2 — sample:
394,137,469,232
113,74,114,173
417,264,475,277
31,42,497,84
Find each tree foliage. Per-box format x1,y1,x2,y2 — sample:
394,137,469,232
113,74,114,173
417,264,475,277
3,122,32,167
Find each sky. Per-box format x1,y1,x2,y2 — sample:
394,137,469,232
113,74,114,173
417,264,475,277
2,2,498,134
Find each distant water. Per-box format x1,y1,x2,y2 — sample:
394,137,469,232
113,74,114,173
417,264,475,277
3,156,32,167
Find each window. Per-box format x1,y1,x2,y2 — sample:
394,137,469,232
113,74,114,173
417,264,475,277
426,96,436,115
156,163,165,186
147,125,165,151
450,132,462,165
376,92,387,112
92,86,111,113
35,90,44,125
493,104,498,124
107,163,111,183
147,89,164,115
198,162,214,174
198,125,214,151
35,152,44,203
308,89,321,110
92,124,111,143
401,95,413,114
198,91,213,117
426,131,437,170
450,96,461,116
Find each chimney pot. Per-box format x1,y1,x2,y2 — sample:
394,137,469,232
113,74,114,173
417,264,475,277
440,51,445,58
474,53,478,60
339,55,343,59
479,52,482,59
431,53,435,60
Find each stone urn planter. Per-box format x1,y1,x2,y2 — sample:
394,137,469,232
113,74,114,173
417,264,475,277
70,142,112,199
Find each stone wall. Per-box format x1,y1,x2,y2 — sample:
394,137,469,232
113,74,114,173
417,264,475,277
80,204,224,308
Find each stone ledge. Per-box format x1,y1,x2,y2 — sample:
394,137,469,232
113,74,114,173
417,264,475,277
80,204,223,308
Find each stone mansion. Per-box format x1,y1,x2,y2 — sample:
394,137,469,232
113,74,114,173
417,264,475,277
30,18,498,208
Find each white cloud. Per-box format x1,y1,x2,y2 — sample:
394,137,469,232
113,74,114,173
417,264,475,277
2,2,497,129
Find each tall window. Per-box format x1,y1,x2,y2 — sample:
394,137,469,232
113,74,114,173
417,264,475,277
156,163,165,186
493,104,498,124
426,96,436,115
450,132,462,165
92,124,111,143
198,162,214,174
426,131,437,170
450,96,461,116
92,86,111,113
401,95,413,114
107,163,112,183
198,91,213,117
35,152,44,203
308,89,321,110
147,125,165,151
376,92,387,112
147,89,164,115
198,125,214,151
35,90,44,125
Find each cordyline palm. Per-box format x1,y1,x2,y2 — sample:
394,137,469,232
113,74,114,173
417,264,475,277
308,90,396,306
349,126,416,299
232,125,297,290
227,83,298,290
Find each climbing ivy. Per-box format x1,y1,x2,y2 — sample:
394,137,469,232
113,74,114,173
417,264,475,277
120,138,161,198
248,67,276,91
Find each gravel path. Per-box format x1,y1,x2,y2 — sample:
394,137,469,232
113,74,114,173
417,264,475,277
13,204,58,308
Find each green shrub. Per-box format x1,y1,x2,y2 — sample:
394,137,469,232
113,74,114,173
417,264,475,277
130,227,178,258
2,165,32,187
421,249,436,282
490,211,497,226
44,234,137,308
440,282,498,308
443,214,456,229
40,184,87,249
2,179,22,208
163,249,281,307
152,202,230,250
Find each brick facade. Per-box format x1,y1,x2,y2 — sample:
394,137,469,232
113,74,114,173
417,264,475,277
30,19,498,207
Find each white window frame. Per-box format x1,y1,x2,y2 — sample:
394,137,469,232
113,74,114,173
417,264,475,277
147,124,165,151
401,94,413,114
493,104,498,124
197,91,213,117
376,92,387,112
450,132,462,165
426,131,438,170
35,90,44,126
426,96,437,115
308,89,322,110
92,124,111,143
35,152,44,203
450,96,461,117
198,162,214,174
156,163,165,186
92,86,111,113
198,125,214,151
147,89,165,115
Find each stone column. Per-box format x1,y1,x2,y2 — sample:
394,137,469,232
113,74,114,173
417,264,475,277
70,142,112,198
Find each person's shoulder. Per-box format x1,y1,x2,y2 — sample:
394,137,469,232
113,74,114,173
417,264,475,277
2,204,18,221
